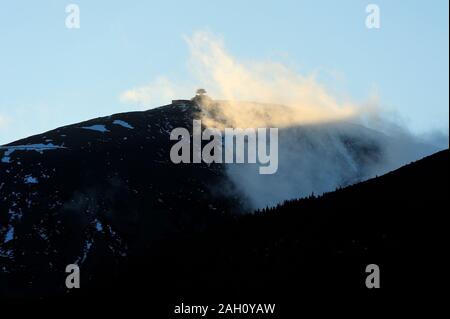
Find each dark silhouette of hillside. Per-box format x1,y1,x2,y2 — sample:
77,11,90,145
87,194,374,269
62,149,448,315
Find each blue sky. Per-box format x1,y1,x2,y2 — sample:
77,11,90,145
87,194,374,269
0,0,448,145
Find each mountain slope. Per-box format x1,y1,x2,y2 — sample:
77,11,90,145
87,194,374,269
0,101,243,297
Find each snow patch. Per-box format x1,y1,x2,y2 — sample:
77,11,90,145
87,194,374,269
81,125,110,133
95,220,103,232
0,143,66,164
75,238,93,265
113,120,134,129
4,226,14,243
0,247,13,258
24,175,39,184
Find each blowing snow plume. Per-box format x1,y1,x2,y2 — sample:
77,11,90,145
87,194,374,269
185,31,359,128
122,31,357,127
121,31,443,209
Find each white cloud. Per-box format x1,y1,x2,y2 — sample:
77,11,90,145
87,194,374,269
120,76,194,109
120,30,358,126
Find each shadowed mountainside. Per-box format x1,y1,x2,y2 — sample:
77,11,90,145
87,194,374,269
109,149,448,314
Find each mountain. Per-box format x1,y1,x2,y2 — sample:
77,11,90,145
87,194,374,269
0,99,443,302
0,101,245,297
